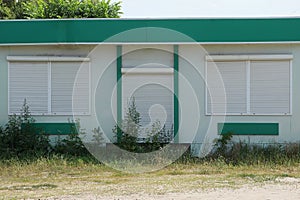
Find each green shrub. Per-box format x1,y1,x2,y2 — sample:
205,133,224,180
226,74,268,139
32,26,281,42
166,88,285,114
113,98,141,152
113,98,174,153
0,100,50,158
213,132,233,158
52,119,90,156
0,100,93,159
210,133,300,165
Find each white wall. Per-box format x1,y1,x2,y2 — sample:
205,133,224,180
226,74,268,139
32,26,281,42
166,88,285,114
178,44,299,154
1,43,300,149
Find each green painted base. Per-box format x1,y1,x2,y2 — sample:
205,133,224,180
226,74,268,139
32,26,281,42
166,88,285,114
22,123,77,135
218,123,279,135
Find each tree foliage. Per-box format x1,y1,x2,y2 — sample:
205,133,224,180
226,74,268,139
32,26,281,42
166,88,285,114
0,0,122,19
0,0,15,19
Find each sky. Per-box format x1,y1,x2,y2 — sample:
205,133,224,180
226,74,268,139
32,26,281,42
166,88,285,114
113,0,300,18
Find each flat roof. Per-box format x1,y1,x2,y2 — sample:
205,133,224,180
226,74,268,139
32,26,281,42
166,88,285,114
1,18,300,45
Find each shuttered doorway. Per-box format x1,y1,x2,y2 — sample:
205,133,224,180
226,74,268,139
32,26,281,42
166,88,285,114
121,48,174,141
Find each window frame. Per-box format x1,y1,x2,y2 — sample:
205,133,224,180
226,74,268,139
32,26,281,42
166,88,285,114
205,54,293,116
7,56,91,116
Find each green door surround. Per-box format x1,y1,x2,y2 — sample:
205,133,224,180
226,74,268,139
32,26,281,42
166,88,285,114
173,45,179,142
116,45,123,142
116,45,180,143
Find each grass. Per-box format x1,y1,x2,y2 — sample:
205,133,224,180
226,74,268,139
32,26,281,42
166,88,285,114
0,155,300,199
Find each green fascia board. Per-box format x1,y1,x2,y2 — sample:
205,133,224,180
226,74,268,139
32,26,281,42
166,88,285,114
1,18,300,44
218,123,279,135
22,123,77,135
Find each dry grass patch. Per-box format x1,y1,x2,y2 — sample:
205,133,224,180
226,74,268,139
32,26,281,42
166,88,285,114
0,157,300,199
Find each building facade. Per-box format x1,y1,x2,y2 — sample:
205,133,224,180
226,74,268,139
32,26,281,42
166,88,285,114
0,18,299,155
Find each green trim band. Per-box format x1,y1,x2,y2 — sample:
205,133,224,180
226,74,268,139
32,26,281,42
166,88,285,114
1,18,300,44
22,123,77,135
218,123,279,135
117,45,122,142
173,45,179,143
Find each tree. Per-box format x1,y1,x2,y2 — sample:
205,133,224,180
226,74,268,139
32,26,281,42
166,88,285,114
113,98,174,153
113,98,141,152
0,0,15,19
0,0,122,19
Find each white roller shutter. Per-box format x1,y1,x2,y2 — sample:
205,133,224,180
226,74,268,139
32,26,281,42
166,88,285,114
207,61,247,114
122,70,174,138
250,61,290,114
123,48,173,68
8,57,90,115
9,62,48,114
51,61,90,115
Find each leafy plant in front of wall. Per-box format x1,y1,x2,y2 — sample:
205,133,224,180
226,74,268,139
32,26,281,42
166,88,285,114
0,99,50,158
212,131,233,159
113,98,141,152
144,121,174,152
53,119,91,156
113,98,174,153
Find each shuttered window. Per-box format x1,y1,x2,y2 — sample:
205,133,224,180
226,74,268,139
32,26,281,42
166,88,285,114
250,61,290,114
9,62,49,114
207,61,247,114
8,56,90,115
206,55,292,115
51,62,90,115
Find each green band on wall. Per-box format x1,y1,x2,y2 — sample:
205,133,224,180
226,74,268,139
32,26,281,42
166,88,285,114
174,45,179,143
117,45,122,142
22,123,77,135
218,123,279,135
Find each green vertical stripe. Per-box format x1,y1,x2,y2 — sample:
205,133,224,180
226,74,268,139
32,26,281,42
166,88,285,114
174,45,179,143
117,45,122,143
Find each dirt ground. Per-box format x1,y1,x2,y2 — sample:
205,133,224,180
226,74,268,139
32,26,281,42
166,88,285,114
47,177,300,200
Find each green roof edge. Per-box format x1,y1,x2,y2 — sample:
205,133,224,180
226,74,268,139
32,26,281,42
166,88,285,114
1,18,300,44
